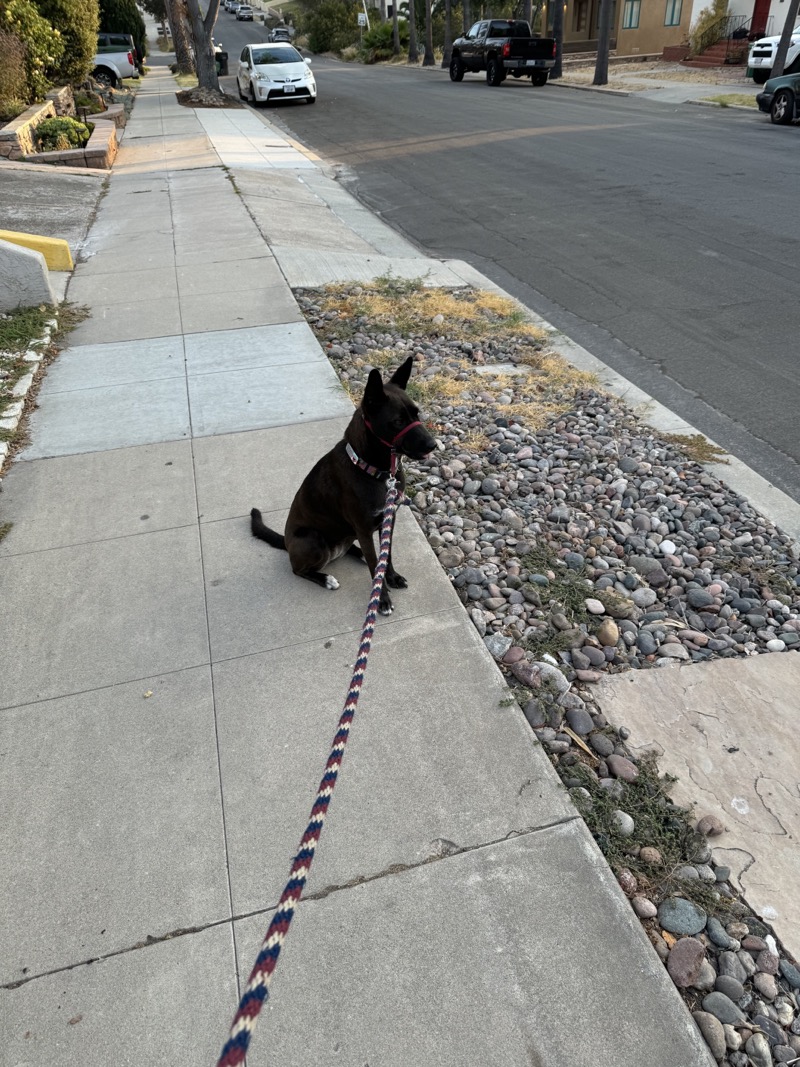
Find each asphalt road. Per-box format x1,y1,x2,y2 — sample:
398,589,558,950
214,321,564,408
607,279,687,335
217,30,800,506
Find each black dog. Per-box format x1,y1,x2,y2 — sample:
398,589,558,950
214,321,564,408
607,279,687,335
251,356,435,615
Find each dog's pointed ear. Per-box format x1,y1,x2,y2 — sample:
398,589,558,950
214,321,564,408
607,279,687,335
363,368,385,412
389,356,413,391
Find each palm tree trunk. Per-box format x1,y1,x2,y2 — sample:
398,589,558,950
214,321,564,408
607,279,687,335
441,0,453,66
408,0,419,61
392,0,401,53
773,0,800,76
593,0,612,84
423,0,435,64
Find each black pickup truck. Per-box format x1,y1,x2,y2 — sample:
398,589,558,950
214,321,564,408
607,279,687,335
450,19,556,86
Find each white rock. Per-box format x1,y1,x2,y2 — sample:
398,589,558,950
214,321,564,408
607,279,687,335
660,539,677,555
766,638,786,652
611,810,635,836
585,598,606,615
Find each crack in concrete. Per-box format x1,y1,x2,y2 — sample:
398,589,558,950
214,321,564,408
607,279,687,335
2,815,581,992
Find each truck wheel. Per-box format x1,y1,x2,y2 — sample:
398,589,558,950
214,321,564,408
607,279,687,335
92,67,117,88
449,55,464,82
487,57,503,86
752,69,770,85
531,71,548,86
770,88,794,124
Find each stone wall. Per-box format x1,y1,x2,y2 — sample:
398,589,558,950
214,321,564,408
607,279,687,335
0,101,56,161
45,86,75,117
21,119,118,170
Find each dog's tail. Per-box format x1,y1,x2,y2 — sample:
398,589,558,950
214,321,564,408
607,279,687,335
250,507,286,550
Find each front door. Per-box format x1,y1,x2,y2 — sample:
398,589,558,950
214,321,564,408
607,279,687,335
751,0,770,38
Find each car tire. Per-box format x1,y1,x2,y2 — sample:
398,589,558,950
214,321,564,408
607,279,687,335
92,67,117,88
306,94,316,104
238,81,245,100
449,55,464,82
752,69,770,85
250,82,262,107
770,88,794,124
531,71,548,86
487,57,503,86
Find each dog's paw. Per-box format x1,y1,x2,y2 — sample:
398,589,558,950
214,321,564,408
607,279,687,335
378,594,394,615
325,574,340,590
386,571,407,589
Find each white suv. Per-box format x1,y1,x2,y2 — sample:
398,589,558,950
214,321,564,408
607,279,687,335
748,25,800,84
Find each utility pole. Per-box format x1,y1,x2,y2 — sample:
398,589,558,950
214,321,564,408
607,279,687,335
441,0,453,67
593,0,613,84
551,0,564,79
772,0,800,77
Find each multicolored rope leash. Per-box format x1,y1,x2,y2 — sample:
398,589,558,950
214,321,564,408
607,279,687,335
217,455,401,1067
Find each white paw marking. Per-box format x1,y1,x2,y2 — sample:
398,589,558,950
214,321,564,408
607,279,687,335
325,575,340,590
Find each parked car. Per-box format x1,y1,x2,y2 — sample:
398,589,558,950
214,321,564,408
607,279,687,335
236,5,254,20
223,0,237,9
449,19,556,87
93,33,139,86
269,26,292,41
748,25,800,84
756,70,800,123
237,42,316,106
228,2,241,12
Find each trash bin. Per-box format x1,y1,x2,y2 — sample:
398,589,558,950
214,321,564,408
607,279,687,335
216,50,229,76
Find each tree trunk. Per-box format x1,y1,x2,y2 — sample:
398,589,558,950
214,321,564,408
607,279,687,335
423,0,435,63
772,0,800,77
463,0,470,33
550,0,563,78
523,0,532,24
441,0,453,66
392,0,400,53
165,0,195,75
380,0,386,21
593,0,612,84
184,0,221,90
408,0,419,62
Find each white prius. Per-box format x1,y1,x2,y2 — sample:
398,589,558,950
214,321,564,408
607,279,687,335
236,43,317,106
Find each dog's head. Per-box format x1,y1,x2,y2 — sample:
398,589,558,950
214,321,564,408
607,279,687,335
361,356,436,460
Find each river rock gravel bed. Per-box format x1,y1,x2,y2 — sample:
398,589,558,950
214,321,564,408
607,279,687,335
297,283,800,1064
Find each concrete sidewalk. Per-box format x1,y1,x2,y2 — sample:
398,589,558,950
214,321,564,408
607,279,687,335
0,61,713,1065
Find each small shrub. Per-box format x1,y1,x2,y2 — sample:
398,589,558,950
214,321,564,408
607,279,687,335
360,19,408,62
73,89,106,113
0,94,26,120
35,114,92,150
689,0,727,55
303,0,359,54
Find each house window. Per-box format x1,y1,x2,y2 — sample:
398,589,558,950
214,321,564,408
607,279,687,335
622,0,640,28
665,0,682,25
574,0,588,32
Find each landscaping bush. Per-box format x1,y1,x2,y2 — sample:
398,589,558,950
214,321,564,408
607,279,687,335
689,0,727,55
302,0,358,54
33,0,98,84
0,0,64,99
0,28,28,114
360,18,408,61
35,113,91,149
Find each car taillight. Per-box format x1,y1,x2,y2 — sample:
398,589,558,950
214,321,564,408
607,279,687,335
552,40,557,57
502,40,511,56
128,51,133,64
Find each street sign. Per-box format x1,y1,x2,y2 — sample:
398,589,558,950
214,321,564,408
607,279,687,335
358,12,367,25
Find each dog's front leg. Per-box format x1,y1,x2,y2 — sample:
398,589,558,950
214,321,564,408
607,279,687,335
355,528,393,615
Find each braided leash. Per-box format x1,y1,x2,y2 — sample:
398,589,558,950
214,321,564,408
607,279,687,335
217,460,401,1067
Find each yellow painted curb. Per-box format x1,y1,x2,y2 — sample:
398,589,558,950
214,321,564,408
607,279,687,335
0,229,73,271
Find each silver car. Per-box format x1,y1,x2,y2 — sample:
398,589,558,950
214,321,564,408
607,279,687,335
237,43,317,106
